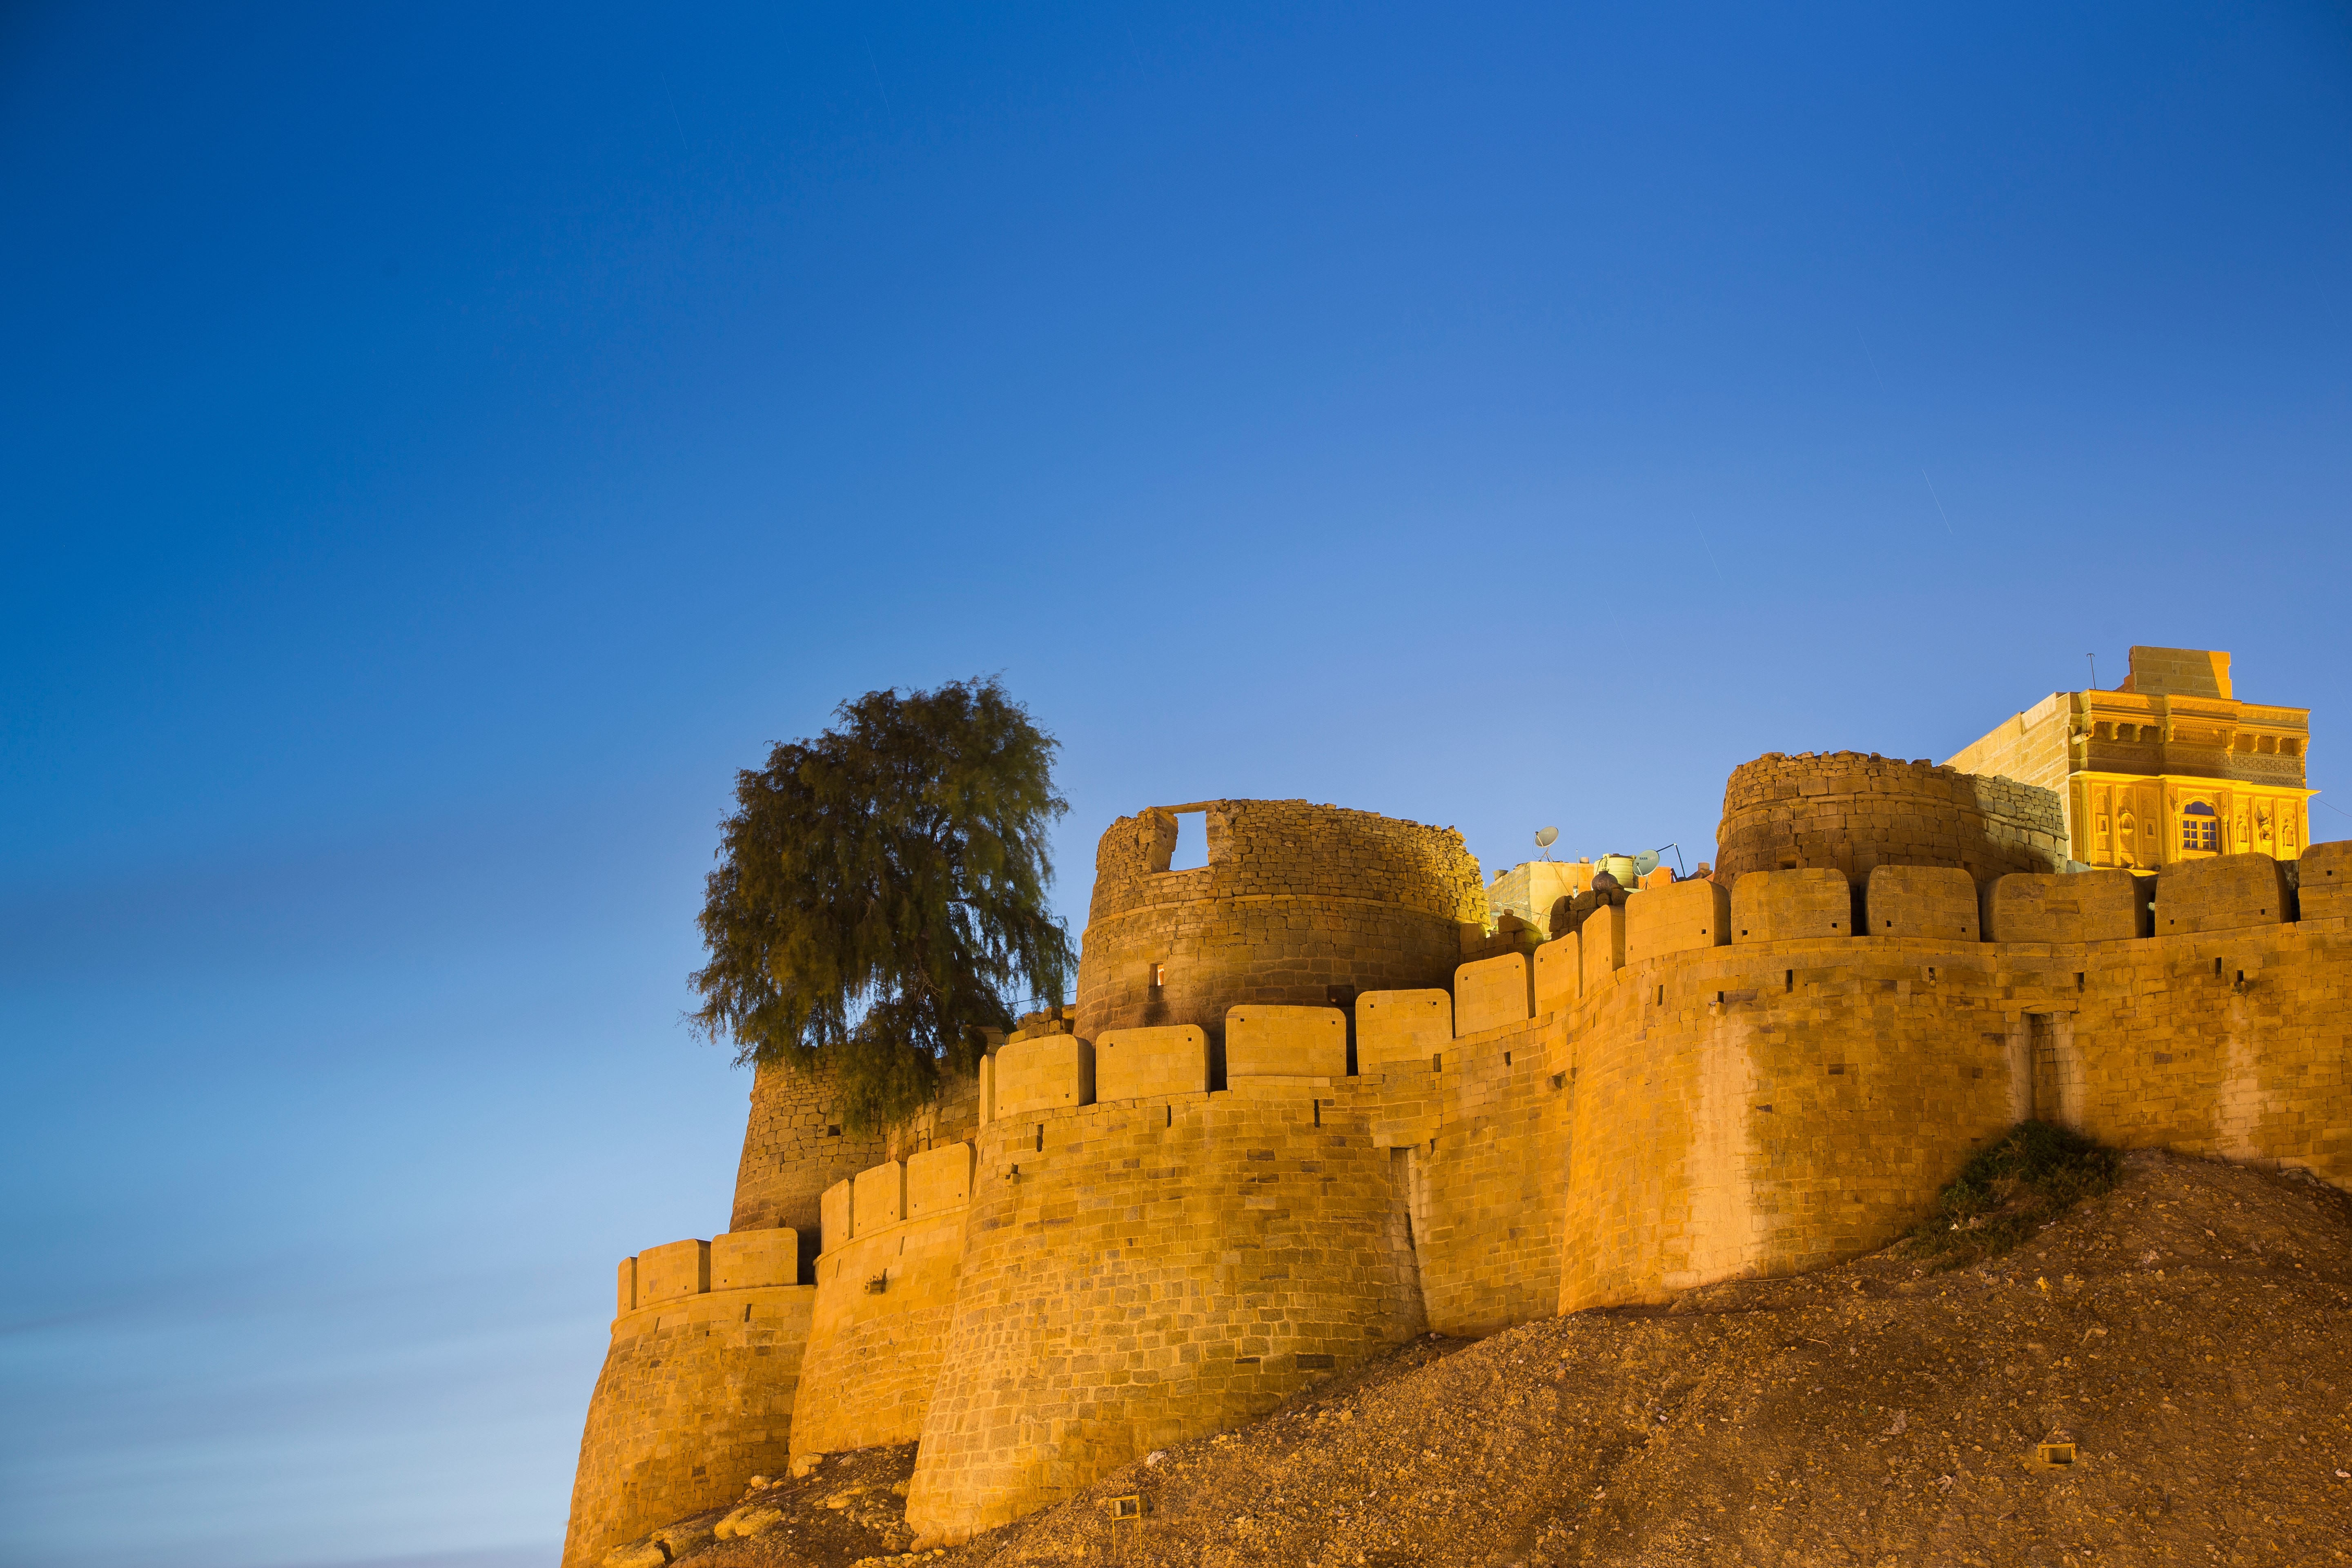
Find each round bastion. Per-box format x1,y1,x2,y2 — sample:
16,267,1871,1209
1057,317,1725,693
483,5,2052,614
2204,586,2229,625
1072,798,1486,1045
1714,751,2067,887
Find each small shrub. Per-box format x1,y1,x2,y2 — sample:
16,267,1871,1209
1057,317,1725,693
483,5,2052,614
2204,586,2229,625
1904,1121,2122,1267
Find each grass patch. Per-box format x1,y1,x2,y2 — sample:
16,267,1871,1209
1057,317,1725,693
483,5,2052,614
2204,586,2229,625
1904,1121,2123,1267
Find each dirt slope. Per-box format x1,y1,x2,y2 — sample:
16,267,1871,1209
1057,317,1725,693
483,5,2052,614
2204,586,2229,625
668,1150,2352,1568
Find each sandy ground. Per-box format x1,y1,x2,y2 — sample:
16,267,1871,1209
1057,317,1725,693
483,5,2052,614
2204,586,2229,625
663,1149,2352,1568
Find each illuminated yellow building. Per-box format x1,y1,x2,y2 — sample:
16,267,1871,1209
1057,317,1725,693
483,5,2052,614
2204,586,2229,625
1947,645,2314,871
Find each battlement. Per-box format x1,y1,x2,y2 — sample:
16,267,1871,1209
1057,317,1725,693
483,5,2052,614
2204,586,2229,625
1716,751,2068,886
1073,798,1484,1047
562,760,2350,1568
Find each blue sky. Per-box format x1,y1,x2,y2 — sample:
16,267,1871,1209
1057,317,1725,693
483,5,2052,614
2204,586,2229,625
3,5,2347,1565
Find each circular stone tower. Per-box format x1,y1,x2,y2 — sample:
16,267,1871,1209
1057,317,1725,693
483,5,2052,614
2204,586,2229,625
1714,751,2067,886
1072,798,1485,1044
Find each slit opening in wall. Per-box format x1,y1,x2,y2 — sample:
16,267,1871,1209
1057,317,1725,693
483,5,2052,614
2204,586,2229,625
2076,972,2086,991
1033,1125,1044,1153
1313,1100,1323,1127
1785,970,1794,992
2215,958,2224,977
1328,984,1359,1075
1167,811,1209,871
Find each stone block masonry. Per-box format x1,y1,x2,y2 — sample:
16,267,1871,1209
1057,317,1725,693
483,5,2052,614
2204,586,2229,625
1625,878,1730,966
560,1279,815,1568
788,1150,973,1467
900,1085,1425,1546
1095,1025,1210,1101
729,1058,887,1249
1225,1004,1347,1079
993,1034,1095,1117
1983,870,2143,944
1072,798,1485,1045
561,772,2350,1566
1731,866,1851,942
1452,951,1532,1035
2153,851,2296,935
1866,864,1978,941
2303,840,2352,920
1715,751,2067,886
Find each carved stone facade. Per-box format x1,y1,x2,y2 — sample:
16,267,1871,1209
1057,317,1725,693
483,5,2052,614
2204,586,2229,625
1947,645,2315,871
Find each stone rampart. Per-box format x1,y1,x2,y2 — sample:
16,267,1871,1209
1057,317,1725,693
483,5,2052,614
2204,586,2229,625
1073,799,1484,1045
560,1264,816,1568
787,1145,973,1465
565,750,2347,1566
1715,751,2067,886
902,1071,1423,1545
730,1058,888,1260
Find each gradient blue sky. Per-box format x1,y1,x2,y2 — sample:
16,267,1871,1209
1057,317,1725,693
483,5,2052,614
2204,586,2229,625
3,5,2348,1566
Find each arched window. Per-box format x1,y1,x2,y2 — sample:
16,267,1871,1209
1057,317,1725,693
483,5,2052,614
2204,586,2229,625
2182,801,2221,853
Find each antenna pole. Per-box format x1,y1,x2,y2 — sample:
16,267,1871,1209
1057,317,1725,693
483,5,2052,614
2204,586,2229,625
2087,653,2096,691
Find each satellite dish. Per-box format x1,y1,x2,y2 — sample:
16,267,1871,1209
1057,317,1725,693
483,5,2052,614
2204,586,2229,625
1632,850,1661,877
1534,826,1559,849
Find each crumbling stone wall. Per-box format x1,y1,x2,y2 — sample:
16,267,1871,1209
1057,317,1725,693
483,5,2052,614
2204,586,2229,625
1074,799,1485,1045
1715,751,2067,887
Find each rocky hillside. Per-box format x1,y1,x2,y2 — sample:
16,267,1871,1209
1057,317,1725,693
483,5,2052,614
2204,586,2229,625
622,1149,2352,1568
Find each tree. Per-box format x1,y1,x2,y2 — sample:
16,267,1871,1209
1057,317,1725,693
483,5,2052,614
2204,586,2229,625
688,677,1074,1131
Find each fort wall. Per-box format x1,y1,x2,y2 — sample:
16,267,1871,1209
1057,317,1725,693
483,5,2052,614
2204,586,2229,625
730,1059,889,1253
902,1073,1423,1546
564,768,2348,1566
559,1276,816,1568
786,1145,973,1464
1715,752,2067,886
1395,1005,1570,1335
1072,799,1484,1045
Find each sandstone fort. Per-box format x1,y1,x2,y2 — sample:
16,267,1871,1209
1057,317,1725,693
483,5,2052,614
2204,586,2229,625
561,646,2341,1565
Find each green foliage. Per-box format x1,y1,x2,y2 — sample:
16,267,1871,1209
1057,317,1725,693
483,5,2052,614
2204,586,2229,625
688,677,1073,1131
1905,1121,2123,1267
